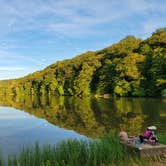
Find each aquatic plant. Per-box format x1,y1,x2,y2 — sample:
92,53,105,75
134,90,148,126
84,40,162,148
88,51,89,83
6,133,166,166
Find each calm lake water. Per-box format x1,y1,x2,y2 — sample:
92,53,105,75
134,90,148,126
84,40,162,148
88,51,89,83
0,96,166,158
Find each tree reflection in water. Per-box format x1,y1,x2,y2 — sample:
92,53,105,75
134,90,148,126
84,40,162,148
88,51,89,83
0,95,165,138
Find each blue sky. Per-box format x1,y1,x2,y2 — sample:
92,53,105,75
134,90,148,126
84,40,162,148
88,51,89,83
0,0,166,80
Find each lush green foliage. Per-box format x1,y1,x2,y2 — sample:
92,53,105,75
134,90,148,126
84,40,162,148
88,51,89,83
4,133,166,166
0,28,166,97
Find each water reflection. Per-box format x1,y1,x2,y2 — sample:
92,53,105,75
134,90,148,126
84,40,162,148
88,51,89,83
0,96,165,137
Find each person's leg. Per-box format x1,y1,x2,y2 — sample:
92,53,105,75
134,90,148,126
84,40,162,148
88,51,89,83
151,136,158,143
139,135,144,143
143,136,149,143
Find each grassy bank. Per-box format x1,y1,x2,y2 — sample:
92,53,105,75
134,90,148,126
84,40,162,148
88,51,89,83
3,133,166,166
158,133,166,144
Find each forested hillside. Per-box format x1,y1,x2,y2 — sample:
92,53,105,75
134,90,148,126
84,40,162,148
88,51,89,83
0,28,166,97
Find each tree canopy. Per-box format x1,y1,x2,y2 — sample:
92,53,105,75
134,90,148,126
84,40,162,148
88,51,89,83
0,28,166,97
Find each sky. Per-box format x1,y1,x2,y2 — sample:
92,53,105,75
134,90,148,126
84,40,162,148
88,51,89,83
0,0,166,80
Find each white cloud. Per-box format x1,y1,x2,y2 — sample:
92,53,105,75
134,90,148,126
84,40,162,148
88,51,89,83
0,49,45,80
0,49,46,66
0,66,26,71
0,0,165,80
0,0,165,37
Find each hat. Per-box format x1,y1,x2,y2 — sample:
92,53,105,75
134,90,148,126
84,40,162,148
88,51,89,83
147,126,157,130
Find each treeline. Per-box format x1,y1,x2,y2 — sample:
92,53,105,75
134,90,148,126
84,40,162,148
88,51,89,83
0,28,166,97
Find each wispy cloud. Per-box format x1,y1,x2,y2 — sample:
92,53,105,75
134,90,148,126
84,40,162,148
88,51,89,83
0,66,27,71
0,0,165,80
0,49,44,80
0,0,165,37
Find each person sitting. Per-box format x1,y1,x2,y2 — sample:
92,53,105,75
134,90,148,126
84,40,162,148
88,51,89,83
119,131,136,144
119,131,128,143
139,128,152,143
139,126,158,144
149,130,159,144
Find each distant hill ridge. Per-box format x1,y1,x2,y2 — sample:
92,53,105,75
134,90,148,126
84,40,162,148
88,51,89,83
0,28,166,97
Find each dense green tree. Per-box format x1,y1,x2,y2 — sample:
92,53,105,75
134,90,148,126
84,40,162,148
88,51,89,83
0,28,166,97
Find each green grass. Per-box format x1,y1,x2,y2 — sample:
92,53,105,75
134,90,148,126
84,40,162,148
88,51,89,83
0,151,2,166
158,133,166,144
2,133,166,166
